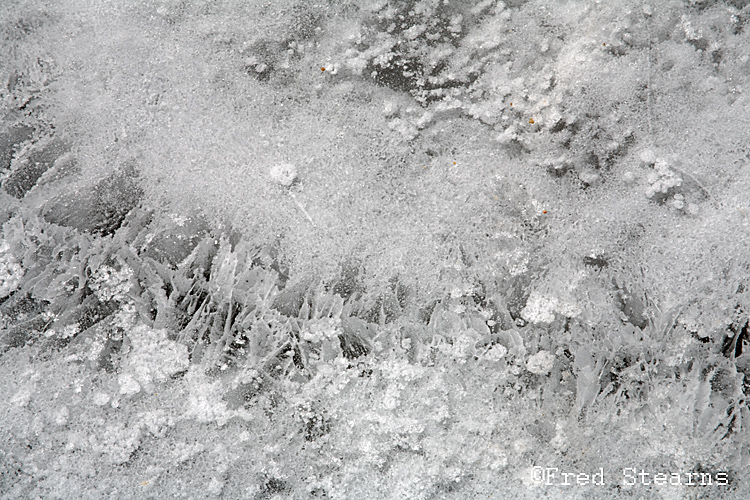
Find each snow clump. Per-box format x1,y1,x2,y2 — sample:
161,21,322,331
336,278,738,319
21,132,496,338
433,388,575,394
645,158,682,200
0,240,24,299
269,162,298,187
117,324,189,395
526,351,556,375
89,261,133,302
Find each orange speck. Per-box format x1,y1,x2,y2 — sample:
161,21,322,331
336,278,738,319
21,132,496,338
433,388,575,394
453,161,456,165
320,67,325,72
542,210,547,214
510,102,513,106
603,43,606,46
529,118,535,124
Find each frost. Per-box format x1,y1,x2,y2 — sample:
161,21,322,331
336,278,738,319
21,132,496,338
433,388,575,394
0,0,748,495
